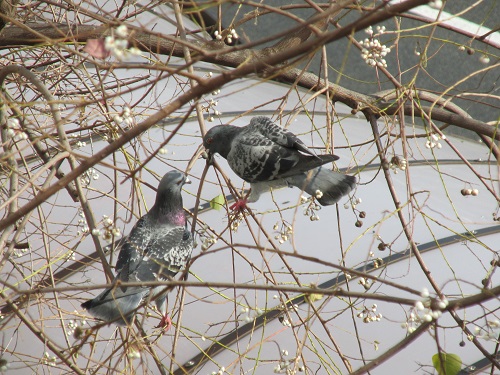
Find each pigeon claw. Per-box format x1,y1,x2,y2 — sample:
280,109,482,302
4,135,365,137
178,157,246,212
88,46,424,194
157,314,172,332
229,198,248,212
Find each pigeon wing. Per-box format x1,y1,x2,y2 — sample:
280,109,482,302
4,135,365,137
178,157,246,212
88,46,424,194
229,134,299,182
135,225,193,283
115,216,153,283
232,124,337,182
249,116,317,157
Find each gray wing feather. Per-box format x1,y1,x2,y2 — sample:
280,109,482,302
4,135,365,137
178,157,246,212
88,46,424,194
136,226,192,282
228,117,340,182
115,216,152,278
249,116,316,157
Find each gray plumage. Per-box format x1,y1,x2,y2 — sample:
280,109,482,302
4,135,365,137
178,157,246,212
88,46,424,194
81,171,192,326
203,116,356,205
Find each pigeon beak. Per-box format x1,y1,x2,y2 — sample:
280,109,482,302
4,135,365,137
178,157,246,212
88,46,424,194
203,149,214,164
184,176,191,185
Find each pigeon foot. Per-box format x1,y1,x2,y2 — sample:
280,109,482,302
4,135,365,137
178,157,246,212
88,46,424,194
229,198,248,212
157,314,172,331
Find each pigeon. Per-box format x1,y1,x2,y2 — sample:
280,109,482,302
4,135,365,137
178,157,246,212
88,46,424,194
81,170,193,329
203,116,356,207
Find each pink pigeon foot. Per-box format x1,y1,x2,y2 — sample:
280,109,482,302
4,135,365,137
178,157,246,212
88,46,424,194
229,198,248,212
157,314,172,331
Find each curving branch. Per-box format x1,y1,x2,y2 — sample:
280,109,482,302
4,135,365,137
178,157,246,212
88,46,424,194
0,1,498,374
0,0,496,144
0,66,113,278
0,290,86,374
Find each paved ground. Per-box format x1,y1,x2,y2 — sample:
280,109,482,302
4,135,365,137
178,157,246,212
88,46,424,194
208,1,499,134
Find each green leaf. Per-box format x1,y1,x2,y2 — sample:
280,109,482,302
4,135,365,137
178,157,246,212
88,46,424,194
306,292,324,304
306,284,323,304
209,194,225,211
432,353,462,375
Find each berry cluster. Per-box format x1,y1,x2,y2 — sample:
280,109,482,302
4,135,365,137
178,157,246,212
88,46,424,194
360,26,391,68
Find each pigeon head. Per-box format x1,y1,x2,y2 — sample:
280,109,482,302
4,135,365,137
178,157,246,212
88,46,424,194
203,125,240,159
155,170,190,202
153,170,190,223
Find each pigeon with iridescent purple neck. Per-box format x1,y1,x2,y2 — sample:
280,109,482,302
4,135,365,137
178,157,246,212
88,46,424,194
81,171,192,329
203,116,356,208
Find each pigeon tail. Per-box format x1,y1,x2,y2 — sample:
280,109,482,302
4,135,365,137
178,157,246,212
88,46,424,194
81,287,144,326
286,167,357,206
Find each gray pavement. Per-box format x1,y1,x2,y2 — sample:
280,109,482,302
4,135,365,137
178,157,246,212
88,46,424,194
207,1,499,133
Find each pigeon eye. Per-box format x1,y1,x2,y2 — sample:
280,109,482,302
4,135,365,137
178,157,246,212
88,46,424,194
205,137,213,145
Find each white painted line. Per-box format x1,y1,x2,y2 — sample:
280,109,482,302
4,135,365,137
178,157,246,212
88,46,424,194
389,1,500,46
